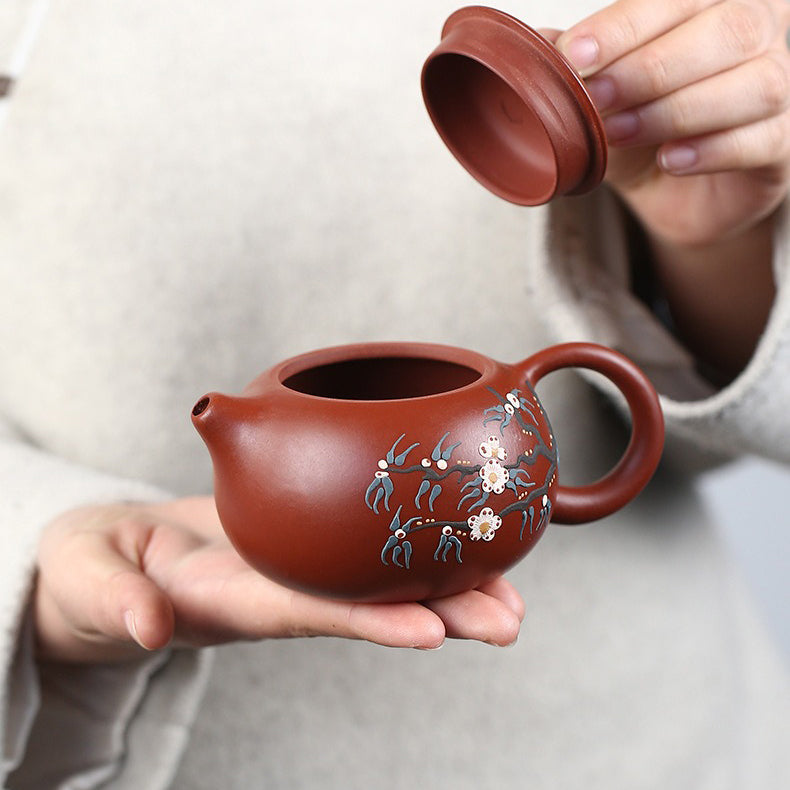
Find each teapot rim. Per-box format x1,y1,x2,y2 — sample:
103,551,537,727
271,341,502,404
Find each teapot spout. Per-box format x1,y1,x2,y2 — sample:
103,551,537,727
192,392,228,448
191,391,262,459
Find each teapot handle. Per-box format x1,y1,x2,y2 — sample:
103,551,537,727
519,342,664,524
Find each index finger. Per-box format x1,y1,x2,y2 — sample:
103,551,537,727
555,0,721,76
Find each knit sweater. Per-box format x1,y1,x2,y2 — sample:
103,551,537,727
1,2,788,788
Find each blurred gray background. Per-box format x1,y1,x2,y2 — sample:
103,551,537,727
699,457,789,660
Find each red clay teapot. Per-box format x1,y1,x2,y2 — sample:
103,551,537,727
192,342,664,603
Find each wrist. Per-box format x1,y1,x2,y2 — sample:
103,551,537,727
631,213,777,385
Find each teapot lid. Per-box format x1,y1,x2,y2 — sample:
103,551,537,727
422,6,607,206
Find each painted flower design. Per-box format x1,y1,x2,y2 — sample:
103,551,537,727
480,458,509,494
468,508,502,541
479,435,507,462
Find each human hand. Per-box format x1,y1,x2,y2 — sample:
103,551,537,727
555,0,790,247
34,498,524,662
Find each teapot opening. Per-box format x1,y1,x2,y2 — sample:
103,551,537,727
281,356,481,400
192,396,211,417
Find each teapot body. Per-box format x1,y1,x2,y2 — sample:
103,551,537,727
196,343,559,602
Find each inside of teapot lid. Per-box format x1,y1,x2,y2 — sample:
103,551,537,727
422,53,559,206
421,7,607,206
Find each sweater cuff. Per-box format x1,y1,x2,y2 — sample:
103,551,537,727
531,189,790,462
0,428,212,788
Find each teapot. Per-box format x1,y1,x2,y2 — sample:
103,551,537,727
192,342,664,602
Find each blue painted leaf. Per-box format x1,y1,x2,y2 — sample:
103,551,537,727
394,441,420,466
439,536,463,563
415,479,430,508
431,432,451,462
428,483,442,513
441,540,453,562
483,413,503,427
441,441,462,461
364,478,381,509
428,484,442,511
458,488,482,509
401,516,422,532
433,533,447,561
372,486,385,514
511,470,535,490
461,478,481,492
381,534,399,565
392,545,403,568
385,433,407,464
465,493,489,513
388,504,404,531
519,510,528,540
505,480,517,494
402,541,412,569
382,475,394,511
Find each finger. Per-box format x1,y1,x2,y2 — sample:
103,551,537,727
657,111,790,174
37,514,176,660
536,27,562,46
475,576,526,622
556,0,720,77
281,589,447,649
603,53,790,146
422,587,522,646
171,556,448,649
145,496,223,541
586,0,781,113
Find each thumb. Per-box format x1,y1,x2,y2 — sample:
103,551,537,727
36,508,176,661
536,27,563,46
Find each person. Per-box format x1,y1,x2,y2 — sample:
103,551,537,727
1,0,788,787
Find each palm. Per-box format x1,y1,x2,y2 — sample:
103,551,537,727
141,527,283,646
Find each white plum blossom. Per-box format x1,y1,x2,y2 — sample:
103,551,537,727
480,458,509,494
506,392,521,410
468,508,502,541
479,435,507,462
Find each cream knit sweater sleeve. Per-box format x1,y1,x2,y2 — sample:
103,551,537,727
532,189,790,463
0,422,211,790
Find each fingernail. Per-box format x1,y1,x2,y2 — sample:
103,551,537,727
485,636,519,648
562,36,599,75
417,641,445,651
659,145,699,173
604,111,640,143
124,609,150,649
585,76,616,111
